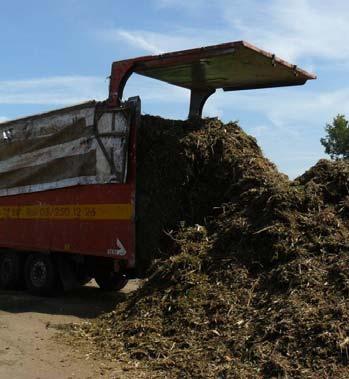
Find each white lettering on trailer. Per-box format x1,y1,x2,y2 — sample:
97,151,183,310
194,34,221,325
116,239,127,256
107,239,127,256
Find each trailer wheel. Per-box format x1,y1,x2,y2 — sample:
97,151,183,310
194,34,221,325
95,272,128,291
25,254,58,296
0,252,22,290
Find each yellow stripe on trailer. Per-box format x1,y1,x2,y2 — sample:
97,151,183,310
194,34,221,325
0,204,133,221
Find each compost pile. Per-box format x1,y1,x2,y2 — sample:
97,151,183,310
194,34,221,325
75,116,349,378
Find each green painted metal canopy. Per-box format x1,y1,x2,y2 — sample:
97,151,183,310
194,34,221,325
132,41,316,92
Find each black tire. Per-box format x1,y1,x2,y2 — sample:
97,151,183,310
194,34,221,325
25,254,58,296
0,252,22,290
95,272,128,291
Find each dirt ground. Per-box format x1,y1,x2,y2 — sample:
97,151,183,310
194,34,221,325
0,280,141,379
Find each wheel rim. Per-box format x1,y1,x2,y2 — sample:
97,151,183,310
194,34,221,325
30,261,47,288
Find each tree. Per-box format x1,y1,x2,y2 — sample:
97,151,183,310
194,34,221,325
321,114,349,159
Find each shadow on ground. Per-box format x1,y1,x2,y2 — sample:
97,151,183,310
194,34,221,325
0,280,140,319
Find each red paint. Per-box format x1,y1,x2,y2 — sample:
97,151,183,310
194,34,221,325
0,184,135,268
0,100,138,271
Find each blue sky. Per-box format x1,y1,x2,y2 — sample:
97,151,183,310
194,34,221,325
0,0,348,177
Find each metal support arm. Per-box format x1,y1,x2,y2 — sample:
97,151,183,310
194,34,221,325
188,89,216,119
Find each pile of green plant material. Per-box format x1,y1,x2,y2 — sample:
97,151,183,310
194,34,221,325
135,115,282,273
73,116,349,378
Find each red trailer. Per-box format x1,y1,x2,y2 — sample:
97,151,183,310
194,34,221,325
0,41,315,295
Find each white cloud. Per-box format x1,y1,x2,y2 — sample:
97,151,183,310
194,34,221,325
219,88,348,120
111,30,163,55
203,86,349,143
97,28,217,55
194,85,348,177
225,0,349,64
0,76,107,105
150,0,349,67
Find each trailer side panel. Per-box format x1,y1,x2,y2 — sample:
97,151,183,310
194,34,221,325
0,98,139,270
